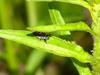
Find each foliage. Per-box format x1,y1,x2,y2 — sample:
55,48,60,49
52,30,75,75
0,0,100,75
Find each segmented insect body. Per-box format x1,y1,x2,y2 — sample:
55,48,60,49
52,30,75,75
27,31,50,42
32,31,49,41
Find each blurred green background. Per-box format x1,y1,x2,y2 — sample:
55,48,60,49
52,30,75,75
0,0,93,75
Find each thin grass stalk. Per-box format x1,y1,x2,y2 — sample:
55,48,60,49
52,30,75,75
25,1,46,74
0,0,18,72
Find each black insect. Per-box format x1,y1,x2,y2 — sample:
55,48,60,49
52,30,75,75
27,31,50,42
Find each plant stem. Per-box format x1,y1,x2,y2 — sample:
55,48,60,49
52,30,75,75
91,4,100,75
0,0,18,71
25,1,46,74
25,50,46,74
25,0,37,25
93,37,100,75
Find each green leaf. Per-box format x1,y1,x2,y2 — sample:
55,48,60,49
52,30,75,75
49,9,70,35
33,0,91,10
25,50,46,73
49,9,65,24
95,0,100,4
72,58,92,75
48,6,92,75
27,22,95,35
0,30,92,63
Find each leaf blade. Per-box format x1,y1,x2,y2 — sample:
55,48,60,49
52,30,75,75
72,58,92,75
0,30,92,63
27,22,95,35
33,0,91,10
49,9,70,35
